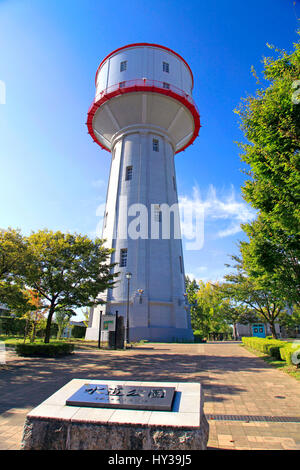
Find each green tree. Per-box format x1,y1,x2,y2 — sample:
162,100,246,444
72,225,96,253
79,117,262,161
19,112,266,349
28,230,117,343
185,276,207,333
213,283,257,340
0,228,27,280
4,229,117,343
0,228,31,313
81,307,90,328
235,37,300,305
196,281,225,339
186,276,234,339
223,256,286,338
240,215,299,307
21,289,47,343
55,308,75,340
278,304,300,338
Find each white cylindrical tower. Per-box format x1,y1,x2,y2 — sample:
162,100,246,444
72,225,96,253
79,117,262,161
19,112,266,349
85,43,200,342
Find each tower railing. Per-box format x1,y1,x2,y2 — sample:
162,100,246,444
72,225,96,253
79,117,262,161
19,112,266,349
92,78,199,114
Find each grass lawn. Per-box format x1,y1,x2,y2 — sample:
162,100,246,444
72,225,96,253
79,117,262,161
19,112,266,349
0,334,115,350
242,344,300,382
0,335,31,346
0,335,88,347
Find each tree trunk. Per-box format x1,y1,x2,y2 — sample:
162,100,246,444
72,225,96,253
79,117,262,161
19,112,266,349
44,303,55,344
233,323,237,341
30,312,38,343
57,324,63,340
24,318,29,344
269,322,277,339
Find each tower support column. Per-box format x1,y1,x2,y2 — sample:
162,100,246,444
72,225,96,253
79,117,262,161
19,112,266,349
85,130,193,342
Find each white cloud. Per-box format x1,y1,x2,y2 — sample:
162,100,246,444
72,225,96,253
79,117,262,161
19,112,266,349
92,179,106,189
178,184,256,240
186,272,196,281
217,223,243,238
95,202,106,217
195,266,208,273
185,266,227,284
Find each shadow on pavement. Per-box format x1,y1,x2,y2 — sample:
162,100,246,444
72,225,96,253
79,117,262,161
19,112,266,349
0,344,275,415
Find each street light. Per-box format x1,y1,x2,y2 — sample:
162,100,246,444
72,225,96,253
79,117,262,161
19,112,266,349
125,272,132,348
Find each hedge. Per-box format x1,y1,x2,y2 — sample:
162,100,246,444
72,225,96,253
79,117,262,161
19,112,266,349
193,331,206,343
15,342,74,357
279,343,300,367
242,337,287,360
71,325,86,338
0,316,59,338
0,316,27,336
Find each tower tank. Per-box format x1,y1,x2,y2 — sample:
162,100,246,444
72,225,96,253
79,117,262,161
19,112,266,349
85,43,200,342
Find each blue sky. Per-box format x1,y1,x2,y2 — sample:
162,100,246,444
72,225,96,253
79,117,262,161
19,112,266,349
0,0,299,314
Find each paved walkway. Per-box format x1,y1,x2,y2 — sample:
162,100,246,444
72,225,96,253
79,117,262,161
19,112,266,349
0,341,300,450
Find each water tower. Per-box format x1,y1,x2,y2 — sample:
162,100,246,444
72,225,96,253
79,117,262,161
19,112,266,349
85,43,200,342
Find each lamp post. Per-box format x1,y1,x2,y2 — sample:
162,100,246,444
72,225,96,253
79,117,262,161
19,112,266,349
98,310,103,349
125,272,132,348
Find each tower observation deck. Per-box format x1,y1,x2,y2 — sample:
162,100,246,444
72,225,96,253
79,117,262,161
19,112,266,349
85,43,200,342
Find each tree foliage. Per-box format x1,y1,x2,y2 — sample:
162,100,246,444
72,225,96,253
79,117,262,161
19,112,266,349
22,289,47,343
240,216,299,307
186,276,233,339
234,37,300,306
0,228,32,313
55,307,75,340
222,255,287,338
235,39,300,232
0,229,117,343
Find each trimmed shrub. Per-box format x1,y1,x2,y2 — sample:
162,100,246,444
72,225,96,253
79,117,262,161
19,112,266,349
15,342,74,357
193,331,206,343
242,337,286,360
0,316,26,336
71,325,86,338
0,316,59,339
280,343,300,367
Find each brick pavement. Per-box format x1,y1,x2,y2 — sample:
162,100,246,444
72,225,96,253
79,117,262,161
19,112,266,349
0,341,300,450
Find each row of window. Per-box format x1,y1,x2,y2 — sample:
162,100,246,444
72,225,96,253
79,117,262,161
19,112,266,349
119,80,170,90
105,200,175,229
125,165,176,190
119,247,183,273
120,60,170,73
113,138,176,159
125,139,159,182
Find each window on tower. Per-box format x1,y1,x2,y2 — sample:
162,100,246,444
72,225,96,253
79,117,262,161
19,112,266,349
153,139,159,152
120,61,127,72
104,212,108,228
163,62,169,73
163,82,170,89
125,166,133,180
173,176,176,191
120,249,128,267
154,204,162,222
179,255,183,273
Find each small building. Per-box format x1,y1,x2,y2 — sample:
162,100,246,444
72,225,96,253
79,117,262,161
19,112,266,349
0,303,9,315
62,321,86,338
236,322,281,340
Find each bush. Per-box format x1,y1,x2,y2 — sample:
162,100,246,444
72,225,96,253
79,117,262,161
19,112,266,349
15,342,74,357
193,331,206,343
0,316,26,336
242,337,286,360
0,316,59,339
280,343,300,367
71,325,86,338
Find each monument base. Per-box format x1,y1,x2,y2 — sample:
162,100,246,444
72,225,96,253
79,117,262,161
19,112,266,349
21,379,209,450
